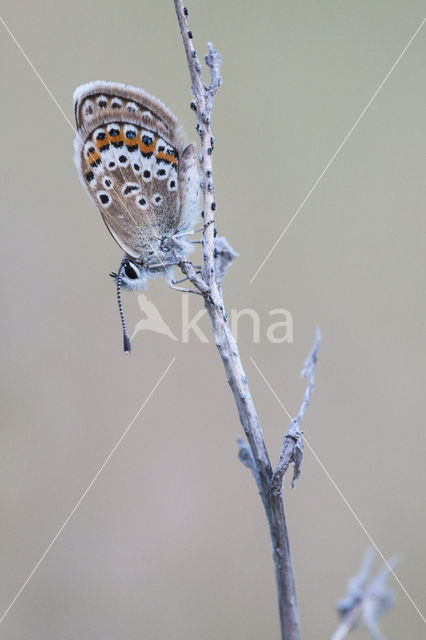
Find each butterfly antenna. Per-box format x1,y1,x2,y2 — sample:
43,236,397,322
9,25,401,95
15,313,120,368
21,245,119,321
116,261,131,354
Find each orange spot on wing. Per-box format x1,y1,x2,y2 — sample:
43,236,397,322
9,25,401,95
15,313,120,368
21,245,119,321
140,134,156,155
95,138,107,150
107,127,125,145
125,130,141,144
87,150,100,165
155,150,178,167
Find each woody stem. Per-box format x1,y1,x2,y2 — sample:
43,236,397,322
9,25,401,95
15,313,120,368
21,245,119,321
174,2,303,639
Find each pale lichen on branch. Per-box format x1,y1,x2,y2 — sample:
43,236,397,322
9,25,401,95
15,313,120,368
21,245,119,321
172,3,321,639
331,549,399,640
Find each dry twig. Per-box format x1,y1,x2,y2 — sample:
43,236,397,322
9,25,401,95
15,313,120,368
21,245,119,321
331,548,399,640
173,3,321,638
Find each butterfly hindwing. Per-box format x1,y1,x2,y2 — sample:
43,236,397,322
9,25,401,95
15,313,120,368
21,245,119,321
73,82,196,260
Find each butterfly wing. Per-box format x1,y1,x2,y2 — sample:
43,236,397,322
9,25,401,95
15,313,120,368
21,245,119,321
73,81,193,260
177,142,200,234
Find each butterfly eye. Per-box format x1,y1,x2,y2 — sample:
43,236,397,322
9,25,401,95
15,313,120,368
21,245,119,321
124,261,139,279
118,260,147,293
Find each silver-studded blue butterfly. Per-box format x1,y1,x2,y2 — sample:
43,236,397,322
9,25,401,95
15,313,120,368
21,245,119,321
73,81,199,351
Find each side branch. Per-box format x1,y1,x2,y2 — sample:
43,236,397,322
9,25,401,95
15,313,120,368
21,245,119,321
331,549,399,640
272,328,321,493
178,259,211,297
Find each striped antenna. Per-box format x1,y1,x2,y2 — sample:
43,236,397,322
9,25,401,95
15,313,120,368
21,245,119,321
116,260,131,354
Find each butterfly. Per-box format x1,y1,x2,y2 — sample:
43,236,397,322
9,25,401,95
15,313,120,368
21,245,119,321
73,81,200,352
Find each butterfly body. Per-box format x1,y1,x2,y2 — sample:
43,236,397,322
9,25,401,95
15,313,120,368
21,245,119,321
73,81,199,290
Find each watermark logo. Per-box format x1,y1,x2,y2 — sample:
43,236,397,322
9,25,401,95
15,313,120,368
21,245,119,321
131,294,293,344
131,294,178,342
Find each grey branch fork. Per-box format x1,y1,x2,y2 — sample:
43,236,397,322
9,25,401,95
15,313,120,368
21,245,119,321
173,3,321,639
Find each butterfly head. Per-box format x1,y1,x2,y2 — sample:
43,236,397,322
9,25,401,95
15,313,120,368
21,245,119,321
112,258,148,291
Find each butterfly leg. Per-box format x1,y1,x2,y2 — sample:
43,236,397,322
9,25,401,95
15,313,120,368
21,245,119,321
147,261,179,270
172,270,201,285
171,237,188,251
168,282,203,295
172,226,204,240
164,265,202,295
173,218,215,243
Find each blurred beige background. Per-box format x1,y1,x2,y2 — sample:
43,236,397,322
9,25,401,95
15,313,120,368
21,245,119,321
0,1,425,638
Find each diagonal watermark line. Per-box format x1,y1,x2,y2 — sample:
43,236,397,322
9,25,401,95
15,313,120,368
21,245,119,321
0,16,76,133
0,357,176,626
249,17,426,284
249,356,426,625
3,4,424,626
0,15,172,271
